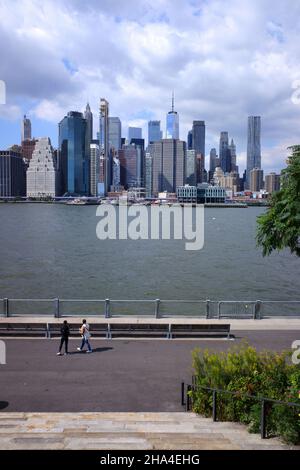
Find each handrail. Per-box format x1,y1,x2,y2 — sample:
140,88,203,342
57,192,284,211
1,297,300,319
181,380,300,439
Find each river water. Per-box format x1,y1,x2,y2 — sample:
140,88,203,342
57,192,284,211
0,204,299,308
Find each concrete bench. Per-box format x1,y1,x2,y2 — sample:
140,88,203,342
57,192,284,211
169,323,231,339
47,323,109,338
0,322,48,337
108,323,169,339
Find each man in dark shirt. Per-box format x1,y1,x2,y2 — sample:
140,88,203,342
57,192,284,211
57,320,70,355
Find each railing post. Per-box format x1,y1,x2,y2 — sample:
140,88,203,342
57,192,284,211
206,299,210,319
212,390,217,421
186,385,191,412
3,298,9,317
261,399,267,439
54,298,60,318
155,299,160,318
217,302,221,319
181,382,185,407
105,298,110,318
255,300,262,319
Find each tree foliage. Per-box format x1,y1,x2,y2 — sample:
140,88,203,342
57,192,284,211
256,145,300,256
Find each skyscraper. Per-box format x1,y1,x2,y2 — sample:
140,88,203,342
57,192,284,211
151,139,185,194
250,168,264,192
192,120,205,183
166,93,179,139
21,115,31,142
247,116,261,187
26,137,58,198
90,140,100,197
128,127,142,141
265,173,280,194
187,130,193,150
118,144,139,188
209,148,218,173
229,138,237,172
148,121,162,144
109,117,122,150
0,149,26,197
58,111,89,195
99,98,110,194
84,103,93,153
219,131,231,173
186,149,196,186
145,147,153,197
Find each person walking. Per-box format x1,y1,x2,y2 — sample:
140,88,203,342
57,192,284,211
57,320,70,355
77,319,92,353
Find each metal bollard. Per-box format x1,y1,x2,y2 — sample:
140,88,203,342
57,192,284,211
181,382,185,407
261,400,267,439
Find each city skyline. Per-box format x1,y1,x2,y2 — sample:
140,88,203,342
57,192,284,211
0,0,300,175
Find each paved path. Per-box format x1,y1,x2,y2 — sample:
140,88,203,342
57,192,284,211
0,331,298,412
1,316,300,330
0,412,297,450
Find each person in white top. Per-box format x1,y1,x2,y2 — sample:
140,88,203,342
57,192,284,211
77,319,92,353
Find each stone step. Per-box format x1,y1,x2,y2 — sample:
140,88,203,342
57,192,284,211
0,412,297,450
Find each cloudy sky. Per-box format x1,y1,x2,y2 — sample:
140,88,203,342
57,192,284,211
0,0,300,173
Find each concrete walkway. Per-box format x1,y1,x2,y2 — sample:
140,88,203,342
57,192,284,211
0,412,297,450
1,316,300,330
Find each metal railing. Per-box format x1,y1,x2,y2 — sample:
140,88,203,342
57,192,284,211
0,297,300,319
181,381,300,439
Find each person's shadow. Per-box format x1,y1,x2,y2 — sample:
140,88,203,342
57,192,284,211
68,347,114,355
0,401,9,410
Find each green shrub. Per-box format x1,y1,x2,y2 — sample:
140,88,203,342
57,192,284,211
190,343,300,445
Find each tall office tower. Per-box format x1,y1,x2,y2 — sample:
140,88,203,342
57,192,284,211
166,93,179,139
58,111,89,195
151,139,185,195
148,120,162,144
250,168,264,192
99,98,110,194
108,117,122,150
209,148,218,173
219,131,231,173
145,147,153,198
129,139,145,186
26,138,58,198
229,138,237,171
192,120,205,183
0,149,26,197
187,130,193,150
246,116,261,188
21,115,32,142
112,156,121,189
84,102,93,146
265,172,281,194
186,149,196,186
128,127,142,141
118,145,139,188
90,140,100,197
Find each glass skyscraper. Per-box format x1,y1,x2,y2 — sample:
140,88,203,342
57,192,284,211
166,93,179,140
148,120,162,144
192,120,205,183
58,111,89,196
99,98,109,194
108,117,122,150
246,116,261,187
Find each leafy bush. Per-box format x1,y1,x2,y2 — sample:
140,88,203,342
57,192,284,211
190,342,300,444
